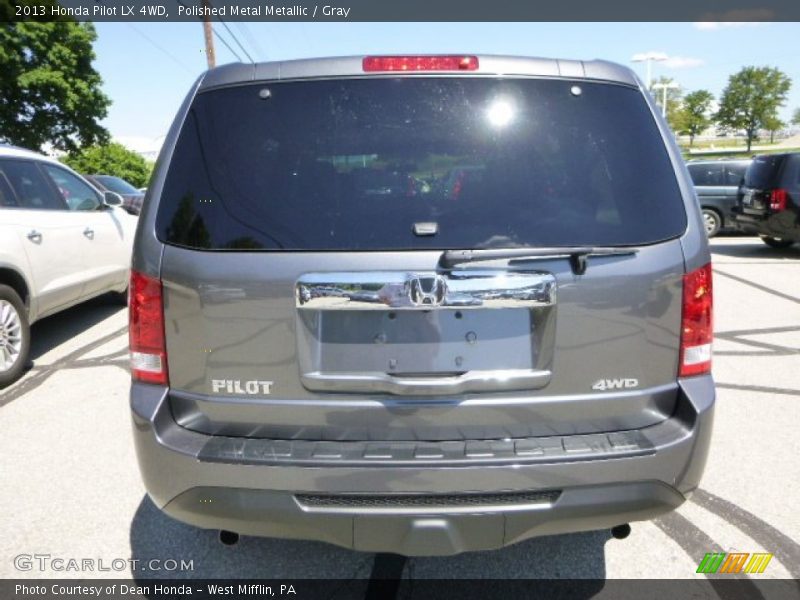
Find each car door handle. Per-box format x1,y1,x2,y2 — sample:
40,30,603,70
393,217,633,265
83,227,94,239
27,230,42,243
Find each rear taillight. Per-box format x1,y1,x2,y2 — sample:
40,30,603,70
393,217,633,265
769,188,788,212
129,270,168,385
679,263,713,377
362,55,479,72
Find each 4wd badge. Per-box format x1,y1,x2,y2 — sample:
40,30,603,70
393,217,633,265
592,378,639,391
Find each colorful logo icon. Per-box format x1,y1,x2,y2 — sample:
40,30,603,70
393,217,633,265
696,552,773,574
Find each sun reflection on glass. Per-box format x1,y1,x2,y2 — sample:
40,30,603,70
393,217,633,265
486,100,514,127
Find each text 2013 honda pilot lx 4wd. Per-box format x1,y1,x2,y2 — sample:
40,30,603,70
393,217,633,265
130,55,715,556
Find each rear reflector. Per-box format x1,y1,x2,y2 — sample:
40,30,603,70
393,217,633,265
363,55,479,72
129,270,168,385
679,263,713,377
769,188,788,212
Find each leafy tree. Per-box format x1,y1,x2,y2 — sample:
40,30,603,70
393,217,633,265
716,66,791,152
762,115,785,144
62,142,151,188
0,15,110,153
792,108,800,126
650,76,683,131
676,90,714,147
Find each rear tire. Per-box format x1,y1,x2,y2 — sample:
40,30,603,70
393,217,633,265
760,236,794,249
702,209,722,238
0,284,31,388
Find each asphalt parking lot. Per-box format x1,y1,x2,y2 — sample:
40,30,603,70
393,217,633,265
1,236,799,585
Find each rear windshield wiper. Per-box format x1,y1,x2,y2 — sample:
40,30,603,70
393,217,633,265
439,246,639,275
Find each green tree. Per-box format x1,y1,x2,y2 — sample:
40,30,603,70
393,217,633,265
792,108,800,126
62,142,151,188
676,90,714,147
762,115,785,144
0,15,110,153
716,66,792,152
650,76,683,132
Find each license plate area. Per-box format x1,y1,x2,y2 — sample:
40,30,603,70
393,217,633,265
314,309,534,375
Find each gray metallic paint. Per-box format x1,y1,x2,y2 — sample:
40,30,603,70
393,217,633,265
130,375,712,554
160,240,685,440
130,55,715,554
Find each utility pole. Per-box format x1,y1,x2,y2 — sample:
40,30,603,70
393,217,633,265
202,0,216,69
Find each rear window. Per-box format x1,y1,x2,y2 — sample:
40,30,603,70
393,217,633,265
94,175,140,195
745,155,786,189
156,78,686,251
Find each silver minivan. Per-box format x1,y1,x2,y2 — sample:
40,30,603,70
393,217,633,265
129,55,715,556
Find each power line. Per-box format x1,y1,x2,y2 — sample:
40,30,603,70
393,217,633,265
210,27,243,63
173,0,244,63
126,24,196,75
234,22,266,61
93,0,198,73
205,0,255,63
216,19,254,63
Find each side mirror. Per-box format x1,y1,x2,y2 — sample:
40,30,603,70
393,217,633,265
103,191,124,207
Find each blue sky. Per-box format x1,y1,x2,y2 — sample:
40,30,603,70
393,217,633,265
92,21,800,151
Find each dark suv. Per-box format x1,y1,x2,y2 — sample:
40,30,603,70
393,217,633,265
686,159,750,237
129,55,715,556
733,153,800,248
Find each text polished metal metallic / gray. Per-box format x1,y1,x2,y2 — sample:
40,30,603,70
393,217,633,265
296,270,557,310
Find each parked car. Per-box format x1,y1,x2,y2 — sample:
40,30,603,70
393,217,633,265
0,145,137,387
129,55,714,556
732,153,800,248
686,159,751,237
83,174,145,215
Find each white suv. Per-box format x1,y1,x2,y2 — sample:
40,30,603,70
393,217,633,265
0,145,137,386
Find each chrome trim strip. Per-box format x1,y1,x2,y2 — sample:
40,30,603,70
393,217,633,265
296,270,556,310
301,369,551,395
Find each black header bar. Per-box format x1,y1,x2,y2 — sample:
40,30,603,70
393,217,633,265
6,0,800,22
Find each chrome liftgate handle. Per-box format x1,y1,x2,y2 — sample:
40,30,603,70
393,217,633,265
300,369,552,395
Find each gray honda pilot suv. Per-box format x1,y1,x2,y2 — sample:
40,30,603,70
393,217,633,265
130,55,715,556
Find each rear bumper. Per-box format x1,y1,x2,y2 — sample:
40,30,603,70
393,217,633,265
130,376,715,555
732,207,800,240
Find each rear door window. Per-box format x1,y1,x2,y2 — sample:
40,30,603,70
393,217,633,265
157,78,686,251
